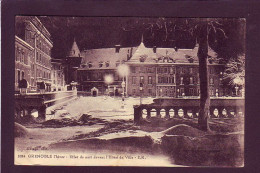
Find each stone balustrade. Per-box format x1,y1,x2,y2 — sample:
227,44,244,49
134,97,245,123
15,90,77,120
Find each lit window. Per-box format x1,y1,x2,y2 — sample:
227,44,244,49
148,76,152,84
210,78,214,84
140,76,144,84
189,67,193,74
190,77,194,84
180,77,184,85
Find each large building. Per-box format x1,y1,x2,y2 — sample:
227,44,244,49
126,40,227,97
15,16,62,93
75,38,231,97
15,36,34,91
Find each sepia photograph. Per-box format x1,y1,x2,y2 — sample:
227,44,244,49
14,16,245,167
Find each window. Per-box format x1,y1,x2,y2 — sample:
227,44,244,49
132,76,136,84
164,67,168,73
158,76,161,83
190,77,194,84
105,61,110,67
99,62,103,68
210,67,214,74
210,78,214,84
189,67,193,74
189,88,195,96
15,48,18,61
180,67,185,74
180,77,184,85
17,70,20,82
132,67,136,73
210,89,214,96
21,71,24,79
39,54,42,63
148,89,152,95
140,76,144,84
170,67,174,74
88,62,92,68
116,61,120,67
169,77,174,84
148,76,152,84
133,89,136,95
180,88,184,96
197,89,200,96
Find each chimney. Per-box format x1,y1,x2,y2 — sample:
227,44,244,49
153,46,157,53
115,45,121,53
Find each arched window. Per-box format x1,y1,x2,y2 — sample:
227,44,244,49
116,60,120,67
88,62,92,68
105,61,110,67
180,77,184,85
99,61,103,68
190,77,193,84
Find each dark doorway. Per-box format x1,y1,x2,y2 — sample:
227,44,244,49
115,89,119,96
93,90,97,97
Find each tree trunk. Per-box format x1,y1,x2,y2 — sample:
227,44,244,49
197,22,210,131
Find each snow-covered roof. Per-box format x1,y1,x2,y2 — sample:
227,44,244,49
79,41,218,69
68,39,81,57
80,47,138,69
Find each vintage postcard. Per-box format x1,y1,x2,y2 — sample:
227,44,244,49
14,16,245,167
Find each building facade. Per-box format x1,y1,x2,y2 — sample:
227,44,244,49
15,16,59,93
15,36,34,92
77,45,135,96
75,39,232,98
51,59,65,91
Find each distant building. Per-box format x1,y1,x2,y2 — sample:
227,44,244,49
126,40,228,97
71,38,232,97
51,59,65,91
63,39,82,87
77,44,135,96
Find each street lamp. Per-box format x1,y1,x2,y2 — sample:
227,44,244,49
140,83,143,105
104,74,114,96
117,64,130,105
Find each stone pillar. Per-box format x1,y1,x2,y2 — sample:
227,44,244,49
156,109,161,118
38,105,46,121
174,108,179,118
235,107,239,117
146,109,151,119
183,108,188,118
165,109,170,119
134,106,142,123
218,107,224,118
192,109,197,118
209,108,214,119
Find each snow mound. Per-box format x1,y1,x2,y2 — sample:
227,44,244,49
78,114,92,122
163,124,207,137
14,123,29,137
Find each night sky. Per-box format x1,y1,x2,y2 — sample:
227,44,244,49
36,17,245,60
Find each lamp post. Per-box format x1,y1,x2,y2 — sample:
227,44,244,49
140,83,143,105
117,64,130,107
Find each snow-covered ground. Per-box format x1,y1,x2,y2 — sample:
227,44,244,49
58,96,154,121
